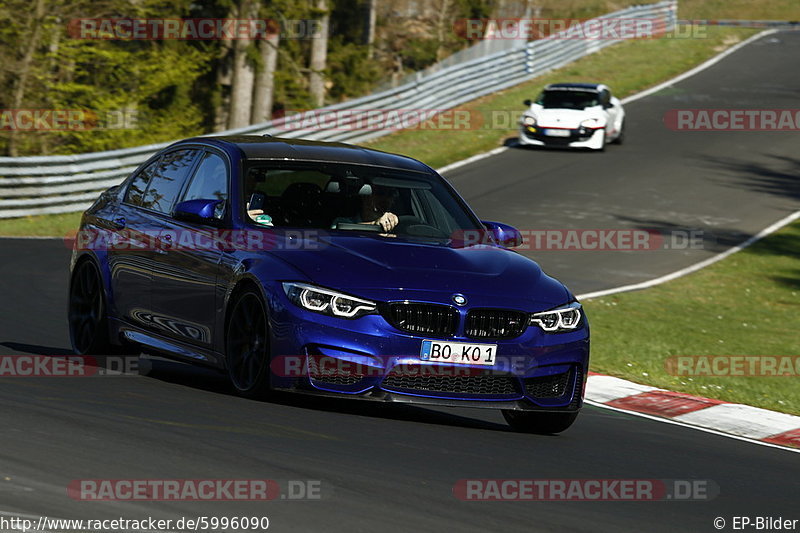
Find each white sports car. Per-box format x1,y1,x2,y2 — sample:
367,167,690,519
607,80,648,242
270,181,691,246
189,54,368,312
518,83,625,151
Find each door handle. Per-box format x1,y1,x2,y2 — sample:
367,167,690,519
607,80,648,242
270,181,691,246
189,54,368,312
155,233,172,253
111,217,126,230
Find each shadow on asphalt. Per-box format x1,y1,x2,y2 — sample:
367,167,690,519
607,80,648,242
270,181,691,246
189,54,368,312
0,341,520,433
1,342,73,356
91,355,517,433
611,214,748,253
703,153,800,202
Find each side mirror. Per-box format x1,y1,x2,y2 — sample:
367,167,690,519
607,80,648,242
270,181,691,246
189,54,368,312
174,199,224,225
482,220,524,248
523,99,532,106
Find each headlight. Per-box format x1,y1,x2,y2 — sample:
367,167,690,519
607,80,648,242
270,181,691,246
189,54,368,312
580,118,604,129
522,115,537,126
282,282,377,319
530,302,582,333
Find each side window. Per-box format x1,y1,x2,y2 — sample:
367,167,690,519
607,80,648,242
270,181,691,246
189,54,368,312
124,158,160,207
141,149,199,213
183,152,229,203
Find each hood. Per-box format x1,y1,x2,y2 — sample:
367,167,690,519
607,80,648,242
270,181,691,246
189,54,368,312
527,106,604,129
272,233,570,310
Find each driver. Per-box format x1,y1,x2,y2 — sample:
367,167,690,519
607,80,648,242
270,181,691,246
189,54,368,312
333,184,399,232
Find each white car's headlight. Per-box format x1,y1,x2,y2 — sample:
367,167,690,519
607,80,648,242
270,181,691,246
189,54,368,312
282,282,377,319
522,115,537,126
580,118,604,129
530,302,582,333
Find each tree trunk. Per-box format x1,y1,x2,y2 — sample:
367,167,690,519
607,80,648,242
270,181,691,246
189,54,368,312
213,33,235,131
435,0,452,62
251,31,280,123
6,0,46,156
363,0,377,59
308,0,329,108
228,0,258,129
213,1,239,131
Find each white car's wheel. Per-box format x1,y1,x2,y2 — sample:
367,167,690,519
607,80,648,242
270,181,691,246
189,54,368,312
612,120,625,145
596,130,606,151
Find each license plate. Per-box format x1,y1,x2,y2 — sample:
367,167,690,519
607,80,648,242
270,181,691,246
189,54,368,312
420,340,497,366
544,128,570,137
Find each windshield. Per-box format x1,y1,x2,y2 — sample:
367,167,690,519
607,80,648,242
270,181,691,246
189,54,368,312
536,90,600,110
242,163,483,242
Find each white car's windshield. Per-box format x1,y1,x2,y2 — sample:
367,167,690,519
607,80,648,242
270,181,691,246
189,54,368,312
536,90,600,110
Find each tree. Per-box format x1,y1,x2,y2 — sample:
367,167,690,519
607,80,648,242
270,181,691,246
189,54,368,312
362,0,376,59
228,0,259,128
308,0,330,108
251,31,280,122
4,0,46,156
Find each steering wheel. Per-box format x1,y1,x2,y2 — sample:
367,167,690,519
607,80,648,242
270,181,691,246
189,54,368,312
395,216,449,239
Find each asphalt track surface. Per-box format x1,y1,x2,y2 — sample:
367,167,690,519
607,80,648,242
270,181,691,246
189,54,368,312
1,32,799,532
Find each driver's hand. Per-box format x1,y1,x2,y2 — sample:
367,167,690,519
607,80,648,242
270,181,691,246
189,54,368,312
373,212,398,232
247,202,264,220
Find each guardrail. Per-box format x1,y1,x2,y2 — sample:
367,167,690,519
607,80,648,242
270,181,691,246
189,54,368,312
0,0,676,219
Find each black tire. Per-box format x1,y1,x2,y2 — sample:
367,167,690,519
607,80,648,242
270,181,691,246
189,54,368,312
502,410,579,434
612,120,625,145
225,288,271,399
68,259,112,355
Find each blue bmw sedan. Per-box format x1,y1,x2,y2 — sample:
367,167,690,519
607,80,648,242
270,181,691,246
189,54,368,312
68,135,589,433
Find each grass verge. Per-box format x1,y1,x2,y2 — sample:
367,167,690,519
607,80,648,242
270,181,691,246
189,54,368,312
0,212,83,238
583,219,800,416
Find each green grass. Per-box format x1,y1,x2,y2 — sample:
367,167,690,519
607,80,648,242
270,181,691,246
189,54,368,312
0,212,82,238
583,220,800,415
678,0,800,20
367,26,756,168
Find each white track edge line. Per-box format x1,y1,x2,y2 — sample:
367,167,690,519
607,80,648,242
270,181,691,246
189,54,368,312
619,29,779,105
576,209,800,300
584,399,800,454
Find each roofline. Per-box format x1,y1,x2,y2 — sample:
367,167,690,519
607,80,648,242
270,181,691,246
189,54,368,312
544,83,607,92
164,135,437,175
242,157,434,174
